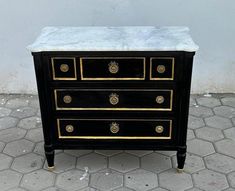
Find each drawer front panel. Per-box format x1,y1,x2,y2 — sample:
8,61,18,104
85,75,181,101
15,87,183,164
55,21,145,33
57,118,172,139
54,89,173,111
80,57,145,80
150,57,174,80
51,57,77,80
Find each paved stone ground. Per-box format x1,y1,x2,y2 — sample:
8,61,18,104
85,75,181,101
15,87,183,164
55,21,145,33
0,94,235,191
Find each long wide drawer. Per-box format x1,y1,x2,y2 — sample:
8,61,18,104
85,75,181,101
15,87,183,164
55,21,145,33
57,118,173,139
54,89,173,111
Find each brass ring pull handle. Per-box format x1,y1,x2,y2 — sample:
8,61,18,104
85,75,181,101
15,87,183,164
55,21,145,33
108,61,119,74
65,125,74,133
155,125,164,133
110,122,120,133
109,93,119,105
157,65,166,73
63,95,72,104
156,96,164,104
60,64,69,72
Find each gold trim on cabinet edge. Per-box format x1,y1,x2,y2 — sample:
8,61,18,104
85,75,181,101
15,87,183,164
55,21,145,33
57,118,172,139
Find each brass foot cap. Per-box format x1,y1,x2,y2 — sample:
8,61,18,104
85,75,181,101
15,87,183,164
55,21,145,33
177,168,184,173
47,166,55,171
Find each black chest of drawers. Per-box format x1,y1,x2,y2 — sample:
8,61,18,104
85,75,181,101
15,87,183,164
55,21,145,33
29,26,198,172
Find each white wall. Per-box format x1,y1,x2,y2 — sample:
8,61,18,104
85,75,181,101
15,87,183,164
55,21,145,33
0,0,234,94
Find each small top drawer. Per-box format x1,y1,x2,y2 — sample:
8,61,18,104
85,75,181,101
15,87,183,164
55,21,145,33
150,57,175,80
51,57,77,80
80,57,145,80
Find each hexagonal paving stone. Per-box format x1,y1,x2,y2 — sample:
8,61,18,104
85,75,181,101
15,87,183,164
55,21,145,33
41,187,65,191
188,139,215,156
90,169,123,191
0,116,18,130
205,153,235,174
205,116,233,129
193,169,229,191
56,169,89,191
0,127,26,143
188,115,205,129
159,169,193,191
0,153,13,170
44,153,76,173
141,153,172,173
232,118,235,125
228,172,235,188
187,129,195,140
0,107,11,117
77,152,107,173
149,188,168,191
0,169,22,191
18,116,41,129
64,149,92,157
79,187,97,191
10,107,37,119
11,153,44,173
223,188,235,191
29,97,40,108
155,150,176,157
196,97,221,108
5,97,29,109
114,187,135,191
7,188,28,191
215,139,235,158
95,150,122,156
0,141,5,152
21,169,55,191
125,169,158,191
109,153,139,173
172,153,205,173
3,139,34,157
195,127,224,142
185,188,203,191
224,127,235,141
125,150,153,157
214,106,235,118
25,128,43,142
189,106,213,118
221,97,235,108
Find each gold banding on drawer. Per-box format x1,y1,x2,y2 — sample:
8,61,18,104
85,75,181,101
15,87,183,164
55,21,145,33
80,57,146,80
51,57,77,80
150,57,175,80
54,89,173,111
57,118,173,139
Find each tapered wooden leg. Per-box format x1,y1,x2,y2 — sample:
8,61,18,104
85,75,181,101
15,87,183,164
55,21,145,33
44,144,55,171
177,146,186,173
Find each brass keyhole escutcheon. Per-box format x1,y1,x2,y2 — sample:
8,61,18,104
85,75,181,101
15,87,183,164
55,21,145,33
109,93,119,105
157,65,166,73
155,125,164,133
110,122,120,134
63,95,72,104
108,61,119,74
65,125,74,133
156,96,164,104
60,64,69,72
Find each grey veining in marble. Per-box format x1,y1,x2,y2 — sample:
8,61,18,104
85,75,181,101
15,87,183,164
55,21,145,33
28,26,199,52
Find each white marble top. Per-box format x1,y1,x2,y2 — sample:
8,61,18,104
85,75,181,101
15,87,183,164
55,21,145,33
28,26,199,52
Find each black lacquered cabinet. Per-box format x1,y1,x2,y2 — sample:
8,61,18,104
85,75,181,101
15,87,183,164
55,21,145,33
29,26,198,172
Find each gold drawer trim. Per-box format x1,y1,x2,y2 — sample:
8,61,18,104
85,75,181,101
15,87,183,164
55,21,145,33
54,89,173,111
150,57,175,80
80,57,146,80
57,119,172,139
51,57,77,80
